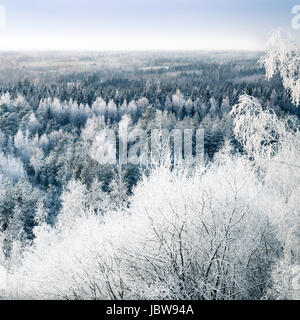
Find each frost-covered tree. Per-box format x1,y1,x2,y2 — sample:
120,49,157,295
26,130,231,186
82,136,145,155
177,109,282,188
172,89,185,116
258,29,300,106
92,97,107,117
4,205,26,268
107,99,118,121
230,94,298,166
214,31,300,299
209,97,218,117
34,201,48,227
14,129,31,162
56,180,88,230
127,100,137,118
0,152,26,184
108,166,129,211
7,149,276,300
119,100,128,117
30,148,44,178
81,115,106,147
219,96,231,117
90,129,116,165
88,179,110,215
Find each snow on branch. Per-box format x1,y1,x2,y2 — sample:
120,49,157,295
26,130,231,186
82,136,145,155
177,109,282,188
258,29,300,106
231,94,298,164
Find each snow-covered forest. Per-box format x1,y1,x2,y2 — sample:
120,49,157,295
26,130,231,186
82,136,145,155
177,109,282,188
0,32,299,300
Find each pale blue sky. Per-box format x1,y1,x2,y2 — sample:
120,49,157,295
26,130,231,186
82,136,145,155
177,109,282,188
0,0,299,50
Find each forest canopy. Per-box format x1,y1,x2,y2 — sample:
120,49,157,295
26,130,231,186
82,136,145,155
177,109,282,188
0,41,299,300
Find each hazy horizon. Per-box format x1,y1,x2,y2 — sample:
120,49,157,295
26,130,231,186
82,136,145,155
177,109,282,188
0,0,299,51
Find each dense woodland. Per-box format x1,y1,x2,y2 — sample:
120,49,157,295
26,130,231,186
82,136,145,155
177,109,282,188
0,42,299,299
